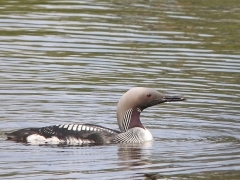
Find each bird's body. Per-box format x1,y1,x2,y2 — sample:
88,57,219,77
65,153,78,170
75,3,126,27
5,87,185,145
6,124,119,145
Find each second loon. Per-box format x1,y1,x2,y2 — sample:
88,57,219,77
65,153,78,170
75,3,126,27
5,87,185,145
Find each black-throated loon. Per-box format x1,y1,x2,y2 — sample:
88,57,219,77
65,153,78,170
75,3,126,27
5,87,185,145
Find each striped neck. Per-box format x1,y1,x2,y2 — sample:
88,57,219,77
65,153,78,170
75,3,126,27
119,108,144,132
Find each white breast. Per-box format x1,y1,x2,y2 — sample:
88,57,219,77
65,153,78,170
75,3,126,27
114,127,153,143
136,127,153,142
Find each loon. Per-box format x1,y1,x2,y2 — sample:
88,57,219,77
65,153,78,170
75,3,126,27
5,87,185,145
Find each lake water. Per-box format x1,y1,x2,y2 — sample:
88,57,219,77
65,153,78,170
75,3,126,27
0,0,240,179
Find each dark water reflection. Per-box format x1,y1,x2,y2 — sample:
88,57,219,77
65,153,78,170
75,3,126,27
0,0,240,179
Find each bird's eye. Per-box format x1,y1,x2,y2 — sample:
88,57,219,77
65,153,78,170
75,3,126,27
147,93,151,98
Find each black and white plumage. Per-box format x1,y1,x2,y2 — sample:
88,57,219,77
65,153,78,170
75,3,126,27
5,87,185,145
6,124,120,145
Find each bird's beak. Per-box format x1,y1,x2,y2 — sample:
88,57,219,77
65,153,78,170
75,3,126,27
161,95,186,102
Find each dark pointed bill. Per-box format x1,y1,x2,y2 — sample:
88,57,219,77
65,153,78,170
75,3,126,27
142,95,185,110
162,95,186,102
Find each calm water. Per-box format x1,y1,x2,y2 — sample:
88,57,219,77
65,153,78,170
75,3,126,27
0,0,240,179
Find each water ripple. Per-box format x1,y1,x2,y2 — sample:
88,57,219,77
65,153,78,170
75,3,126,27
0,0,240,179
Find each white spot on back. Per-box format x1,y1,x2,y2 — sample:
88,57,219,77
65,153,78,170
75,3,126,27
77,125,82,131
58,124,64,128
90,127,93,131
63,124,69,128
72,124,78,131
86,126,89,131
68,124,73,130
82,126,86,131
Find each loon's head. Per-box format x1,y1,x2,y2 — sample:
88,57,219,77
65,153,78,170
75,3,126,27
117,87,185,132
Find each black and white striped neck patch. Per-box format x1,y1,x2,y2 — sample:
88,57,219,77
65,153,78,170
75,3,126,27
121,109,133,132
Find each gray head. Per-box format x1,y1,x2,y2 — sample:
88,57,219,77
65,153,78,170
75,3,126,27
117,87,185,132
